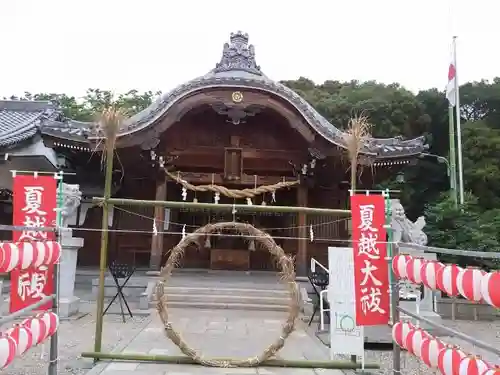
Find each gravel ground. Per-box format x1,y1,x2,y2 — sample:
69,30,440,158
2,302,151,375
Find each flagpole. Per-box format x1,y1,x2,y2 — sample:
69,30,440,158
448,105,458,208
452,36,465,205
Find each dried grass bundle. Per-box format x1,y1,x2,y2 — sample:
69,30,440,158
343,114,372,191
97,106,124,149
93,106,125,169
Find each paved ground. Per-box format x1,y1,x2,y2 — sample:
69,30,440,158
85,308,347,375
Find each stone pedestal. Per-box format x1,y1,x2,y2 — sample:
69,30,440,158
59,234,84,318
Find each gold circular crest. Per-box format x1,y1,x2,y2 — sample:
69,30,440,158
231,91,243,103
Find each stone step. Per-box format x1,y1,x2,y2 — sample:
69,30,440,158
151,300,290,312
163,286,289,298
162,293,289,306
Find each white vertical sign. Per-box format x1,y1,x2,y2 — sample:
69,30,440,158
328,247,364,358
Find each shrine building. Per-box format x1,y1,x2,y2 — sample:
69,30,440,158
0,31,427,274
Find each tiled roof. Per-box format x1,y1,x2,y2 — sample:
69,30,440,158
0,100,58,147
0,100,92,148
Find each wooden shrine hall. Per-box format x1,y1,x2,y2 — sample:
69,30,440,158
0,31,428,273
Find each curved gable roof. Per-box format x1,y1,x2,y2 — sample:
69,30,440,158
112,31,427,158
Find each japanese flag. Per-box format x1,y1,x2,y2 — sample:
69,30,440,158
446,62,457,107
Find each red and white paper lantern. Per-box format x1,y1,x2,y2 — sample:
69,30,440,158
420,337,445,368
457,267,486,302
21,316,47,345
482,367,500,375
406,257,425,284
392,321,414,348
43,241,61,265
420,260,444,290
438,347,467,375
392,254,411,280
405,328,429,356
459,356,492,375
437,264,463,297
5,324,33,356
20,241,61,268
39,312,59,340
0,242,20,272
0,334,17,369
481,272,500,308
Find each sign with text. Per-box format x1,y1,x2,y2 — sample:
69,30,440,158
350,194,390,326
10,175,57,313
328,247,364,357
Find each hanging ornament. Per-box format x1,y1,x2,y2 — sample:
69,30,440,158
0,334,16,369
420,260,445,290
248,240,256,251
193,197,198,203
457,267,485,302
437,264,462,297
181,187,187,201
438,346,466,375
214,192,220,204
405,328,430,356
391,320,414,349
420,338,445,369
405,257,425,284
5,324,32,356
204,236,211,249
309,225,314,242
246,197,253,205
481,271,500,308
261,200,266,206
271,191,276,203
152,219,158,236
459,356,492,375
392,254,411,280
181,224,186,240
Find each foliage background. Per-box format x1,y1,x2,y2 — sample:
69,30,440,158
6,78,500,255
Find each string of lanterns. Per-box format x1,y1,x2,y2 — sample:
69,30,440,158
0,241,61,273
392,254,500,309
392,321,497,374
392,254,500,374
0,311,59,369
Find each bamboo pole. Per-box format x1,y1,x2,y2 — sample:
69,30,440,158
93,109,120,358
80,352,380,369
92,197,351,216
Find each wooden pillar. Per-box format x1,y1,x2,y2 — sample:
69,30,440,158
297,184,308,276
150,178,167,270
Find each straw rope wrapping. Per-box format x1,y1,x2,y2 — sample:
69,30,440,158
164,168,299,199
155,221,300,368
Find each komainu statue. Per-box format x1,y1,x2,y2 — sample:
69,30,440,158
57,183,82,227
390,199,428,246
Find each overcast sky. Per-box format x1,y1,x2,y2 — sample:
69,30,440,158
0,0,498,98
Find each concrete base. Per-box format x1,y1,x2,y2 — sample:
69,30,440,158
91,276,148,298
59,296,80,318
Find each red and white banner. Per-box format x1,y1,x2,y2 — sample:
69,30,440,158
350,194,390,326
10,175,57,313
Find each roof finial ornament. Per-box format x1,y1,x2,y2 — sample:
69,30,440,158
213,31,262,76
